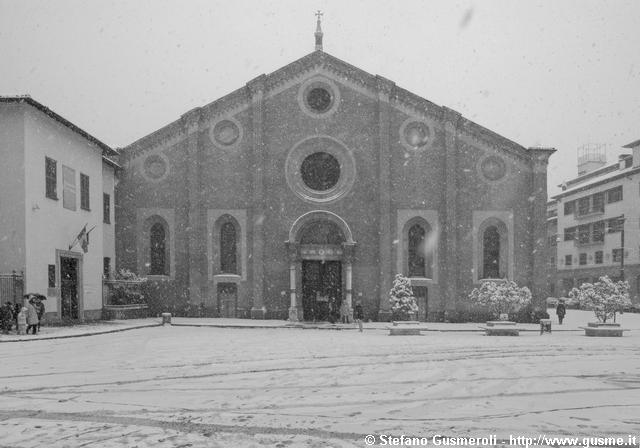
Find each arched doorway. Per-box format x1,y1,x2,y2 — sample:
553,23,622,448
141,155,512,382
299,220,345,322
286,211,355,322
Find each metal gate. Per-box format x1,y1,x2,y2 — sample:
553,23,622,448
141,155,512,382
0,271,24,305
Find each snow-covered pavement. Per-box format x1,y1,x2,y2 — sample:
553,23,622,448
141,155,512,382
1,311,639,447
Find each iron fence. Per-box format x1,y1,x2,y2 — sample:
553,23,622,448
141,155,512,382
0,271,24,305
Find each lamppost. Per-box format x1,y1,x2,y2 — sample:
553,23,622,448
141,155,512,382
620,215,625,281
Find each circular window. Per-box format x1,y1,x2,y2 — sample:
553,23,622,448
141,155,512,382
301,152,340,191
209,117,243,150
143,155,167,180
297,77,340,118
405,122,430,148
399,119,432,151
285,136,355,203
213,120,240,146
306,88,332,113
480,156,507,181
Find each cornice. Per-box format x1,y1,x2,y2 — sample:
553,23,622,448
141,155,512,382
458,117,530,163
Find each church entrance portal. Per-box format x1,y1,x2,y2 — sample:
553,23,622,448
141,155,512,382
302,260,342,322
286,211,355,323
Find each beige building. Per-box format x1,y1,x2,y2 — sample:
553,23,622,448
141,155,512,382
550,142,640,303
0,96,118,320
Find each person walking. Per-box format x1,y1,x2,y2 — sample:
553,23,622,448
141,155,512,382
34,297,45,332
25,297,39,335
556,299,567,325
354,300,364,332
14,301,21,330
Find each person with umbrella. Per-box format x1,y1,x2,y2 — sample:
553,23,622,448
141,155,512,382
31,294,46,332
25,295,39,335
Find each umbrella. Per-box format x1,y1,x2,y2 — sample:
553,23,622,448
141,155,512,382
25,293,47,301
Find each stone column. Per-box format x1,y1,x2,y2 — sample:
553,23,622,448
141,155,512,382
286,241,299,322
182,107,204,304
441,107,461,319
376,75,395,322
247,75,267,319
529,147,556,308
343,242,356,322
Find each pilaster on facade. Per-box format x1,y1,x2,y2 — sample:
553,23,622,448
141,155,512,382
376,75,395,321
529,147,556,305
247,74,267,318
182,108,205,302
442,107,461,314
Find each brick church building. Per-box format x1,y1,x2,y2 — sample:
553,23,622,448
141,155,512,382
116,19,554,321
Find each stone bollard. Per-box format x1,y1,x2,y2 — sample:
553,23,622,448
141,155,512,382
161,313,172,325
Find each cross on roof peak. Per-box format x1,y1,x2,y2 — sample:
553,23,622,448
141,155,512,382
314,10,324,51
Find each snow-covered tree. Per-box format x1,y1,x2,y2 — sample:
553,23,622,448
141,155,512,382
469,280,531,319
569,276,631,323
389,273,418,318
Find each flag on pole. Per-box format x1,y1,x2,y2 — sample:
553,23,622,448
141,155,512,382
69,224,95,253
79,226,89,253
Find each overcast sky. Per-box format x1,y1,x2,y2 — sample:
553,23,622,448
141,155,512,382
1,0,639,195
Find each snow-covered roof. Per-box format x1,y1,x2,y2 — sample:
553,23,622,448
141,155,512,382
0,95,119,164
552,163,640,199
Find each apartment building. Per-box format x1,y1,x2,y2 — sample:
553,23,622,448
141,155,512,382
549,142,640,303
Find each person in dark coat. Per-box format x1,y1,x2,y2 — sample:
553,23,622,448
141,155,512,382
354,300,364,332
1,302,14,334
34,298,45,331
556,299,567,325
14,302,21,329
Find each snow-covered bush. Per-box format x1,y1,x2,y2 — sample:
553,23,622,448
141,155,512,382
469,280,531,320
107,269,147,305
112,268,147,282
569,276,631,323
389,274,418,319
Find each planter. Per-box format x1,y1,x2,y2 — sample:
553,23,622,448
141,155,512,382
103,304,149,320
582,322,625,337
389,320,422,336
482,320,519,336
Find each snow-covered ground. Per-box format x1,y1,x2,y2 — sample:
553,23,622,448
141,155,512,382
1,310,639,447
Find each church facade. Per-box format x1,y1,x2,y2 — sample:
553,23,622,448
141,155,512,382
116,30,554,321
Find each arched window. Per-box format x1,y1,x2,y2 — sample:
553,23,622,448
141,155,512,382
483,226,500,278
150,222,166,275
408,224,426,277
220,221,237,274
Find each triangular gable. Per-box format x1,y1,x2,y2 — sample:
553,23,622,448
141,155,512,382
125,50,531,162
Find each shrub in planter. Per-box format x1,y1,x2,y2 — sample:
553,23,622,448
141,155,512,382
106,269,147,306
389,274,418,321
569,276,631,324
469,280,532,321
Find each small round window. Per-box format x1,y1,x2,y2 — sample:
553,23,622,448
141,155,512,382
143,155,167,180
480,156,507,181
298,77,340,118
213,120,240,146
399,119,432,151
306,87,332,113
404,122,430,148
301,152,340,191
